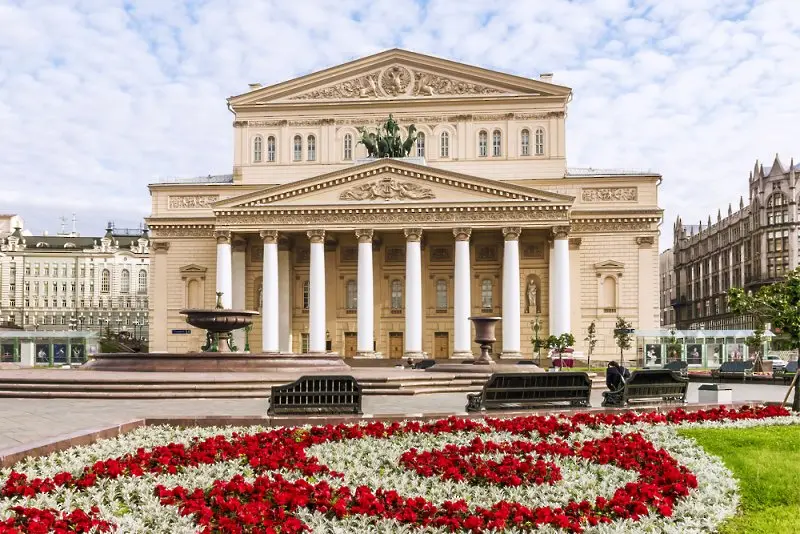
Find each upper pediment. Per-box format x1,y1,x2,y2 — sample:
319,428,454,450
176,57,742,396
229,49,571,106
214,159,574,210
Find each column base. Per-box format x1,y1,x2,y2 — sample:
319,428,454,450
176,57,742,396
354,351,381,359
451,351,474,360
500,351,523,360
404,351,425,360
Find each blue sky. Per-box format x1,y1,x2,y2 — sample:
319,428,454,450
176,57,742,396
2,0,799,250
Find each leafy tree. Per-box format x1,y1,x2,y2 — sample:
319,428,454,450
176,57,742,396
744,321,766,372
545,333,576,368
584,321,598,369
613,316,634,364
665,329,683,363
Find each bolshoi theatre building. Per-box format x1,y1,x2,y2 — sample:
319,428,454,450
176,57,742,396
146,49,662,361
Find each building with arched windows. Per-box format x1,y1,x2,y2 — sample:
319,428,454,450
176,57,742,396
671,155,800,330
0,220,150,354
146,49,661,360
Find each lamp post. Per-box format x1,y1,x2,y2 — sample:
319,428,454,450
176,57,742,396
531,315,541,367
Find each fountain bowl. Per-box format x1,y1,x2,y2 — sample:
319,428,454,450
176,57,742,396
179,308,259,332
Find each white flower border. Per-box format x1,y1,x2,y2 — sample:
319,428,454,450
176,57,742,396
1,413,798,533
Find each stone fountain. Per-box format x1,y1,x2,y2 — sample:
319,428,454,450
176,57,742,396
81,292,348,372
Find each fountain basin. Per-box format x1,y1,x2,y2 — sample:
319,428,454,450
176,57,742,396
80,352,349,372
180,308,259,332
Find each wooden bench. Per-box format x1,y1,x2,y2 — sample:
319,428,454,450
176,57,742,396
267,375,362,415
601,369,688,407
663,360,688,377
466,372,592,412
711,361,753,382
775,361,798,385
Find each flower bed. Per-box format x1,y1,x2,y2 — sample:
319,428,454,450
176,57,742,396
0,405,796,533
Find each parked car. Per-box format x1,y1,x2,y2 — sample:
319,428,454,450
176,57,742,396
764,354,788,370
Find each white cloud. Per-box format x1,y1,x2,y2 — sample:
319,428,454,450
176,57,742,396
1,0,799,250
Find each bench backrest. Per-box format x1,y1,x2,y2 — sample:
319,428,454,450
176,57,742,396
719,361,753,373
414,359,436,369
624,369,688,399
482,372,591,404
268,375,362,415
663,361,687,372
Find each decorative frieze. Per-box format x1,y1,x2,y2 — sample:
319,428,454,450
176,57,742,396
339,177,436,201
572,221,655,233
168,195,219,209
149,226,215,238
476,245,498,262
581,187,638,202
430,246,453,263
522,243,545,259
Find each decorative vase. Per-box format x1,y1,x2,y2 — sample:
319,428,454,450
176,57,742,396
468,316,502,365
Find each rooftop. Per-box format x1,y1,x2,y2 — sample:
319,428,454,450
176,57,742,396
566,167,658,177
156,174,234,184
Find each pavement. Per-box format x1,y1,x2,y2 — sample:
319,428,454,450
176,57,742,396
0,382,792,451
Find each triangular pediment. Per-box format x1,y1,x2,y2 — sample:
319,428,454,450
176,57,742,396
229,49,571,106
594,260,625,271
180,264,208,274
214,159,574,210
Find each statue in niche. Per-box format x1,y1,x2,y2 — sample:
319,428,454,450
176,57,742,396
255,284,263,311
526,278,538,314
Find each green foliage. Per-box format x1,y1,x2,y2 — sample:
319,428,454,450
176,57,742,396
729,268,800,349
545,333,575,354
584,321,598,356
665,329,683,360
680,425,800,533
613,316,634,351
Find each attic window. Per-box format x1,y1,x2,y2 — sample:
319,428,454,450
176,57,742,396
64,243,76,248
36,242,49,248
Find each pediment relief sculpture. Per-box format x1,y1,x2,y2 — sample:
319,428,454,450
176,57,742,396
287,65,509,101
339,176,436,201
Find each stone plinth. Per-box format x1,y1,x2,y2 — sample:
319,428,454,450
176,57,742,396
81,352,348,373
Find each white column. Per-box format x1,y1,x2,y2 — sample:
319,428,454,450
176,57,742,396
356,229,375,356
551,226,571,335
215,231,233,309
231,238,246,351
501,227,522,358
453,227,472,358
277,246,292,353
404,228,424,358
307,229,326,353
260,231,279,353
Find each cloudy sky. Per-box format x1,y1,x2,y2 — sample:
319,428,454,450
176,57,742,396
2,0,799,250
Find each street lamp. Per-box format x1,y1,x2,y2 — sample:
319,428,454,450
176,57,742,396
530,315,541,366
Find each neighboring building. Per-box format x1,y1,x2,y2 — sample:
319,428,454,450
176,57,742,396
672,155,799,330
659,248,676,329
0,220,150,339
147,49,663,360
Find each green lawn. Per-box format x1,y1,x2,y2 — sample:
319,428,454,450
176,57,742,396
680,425,800,533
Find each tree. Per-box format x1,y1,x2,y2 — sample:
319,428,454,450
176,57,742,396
584,321,598,370
744,321,766,372
545,333,576,369
729,267,800,410
665,329,683,363
613,316,634,365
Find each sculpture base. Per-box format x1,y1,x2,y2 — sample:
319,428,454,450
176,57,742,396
81,352,349,372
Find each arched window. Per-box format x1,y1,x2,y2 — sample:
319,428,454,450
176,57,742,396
390,279,402,310
293,135,302,161
534,127,545,156
302,280,310,310
520,129,530,156
267,136,276,162
345,280,357,310
481,279,493,310
253,136,263,162
101,269,110,294
478,131,488,157
435,279,447,311
307,135,316,161
602,276,617,309
766,193,788,225
416,132,425,157
343,134,353,160
492,130,502,157
120,270,130,293
440,131,450,158
138,270,147,294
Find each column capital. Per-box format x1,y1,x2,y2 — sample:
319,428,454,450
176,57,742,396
636,236,656,248
260,230,279,244
502,227,522,241
551,225,571,240
404,228,423,242
453,227,472,241
151,241,170,252
355,229,374,243
569,237,582,250
307,229,326,244
214,230,231,244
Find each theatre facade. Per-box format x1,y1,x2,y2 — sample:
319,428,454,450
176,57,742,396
146,49,662,360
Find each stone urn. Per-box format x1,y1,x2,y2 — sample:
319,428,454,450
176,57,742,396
469,316,502,365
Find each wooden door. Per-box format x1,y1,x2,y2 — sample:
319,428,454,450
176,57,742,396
434,332,449,358
389,332,403,359
344,332,357,357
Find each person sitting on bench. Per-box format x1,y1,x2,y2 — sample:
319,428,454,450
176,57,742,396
604,361,631,406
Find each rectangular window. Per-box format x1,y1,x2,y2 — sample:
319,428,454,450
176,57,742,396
478,132,488,157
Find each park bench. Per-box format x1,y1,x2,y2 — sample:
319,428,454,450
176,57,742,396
711,361,753,382
413,359,436,370
774,361,798,385
601,369,688,407
663,360,688,377
466,372,592,412
267,375,362,416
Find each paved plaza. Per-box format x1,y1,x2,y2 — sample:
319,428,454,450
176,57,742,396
0,382,792,451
